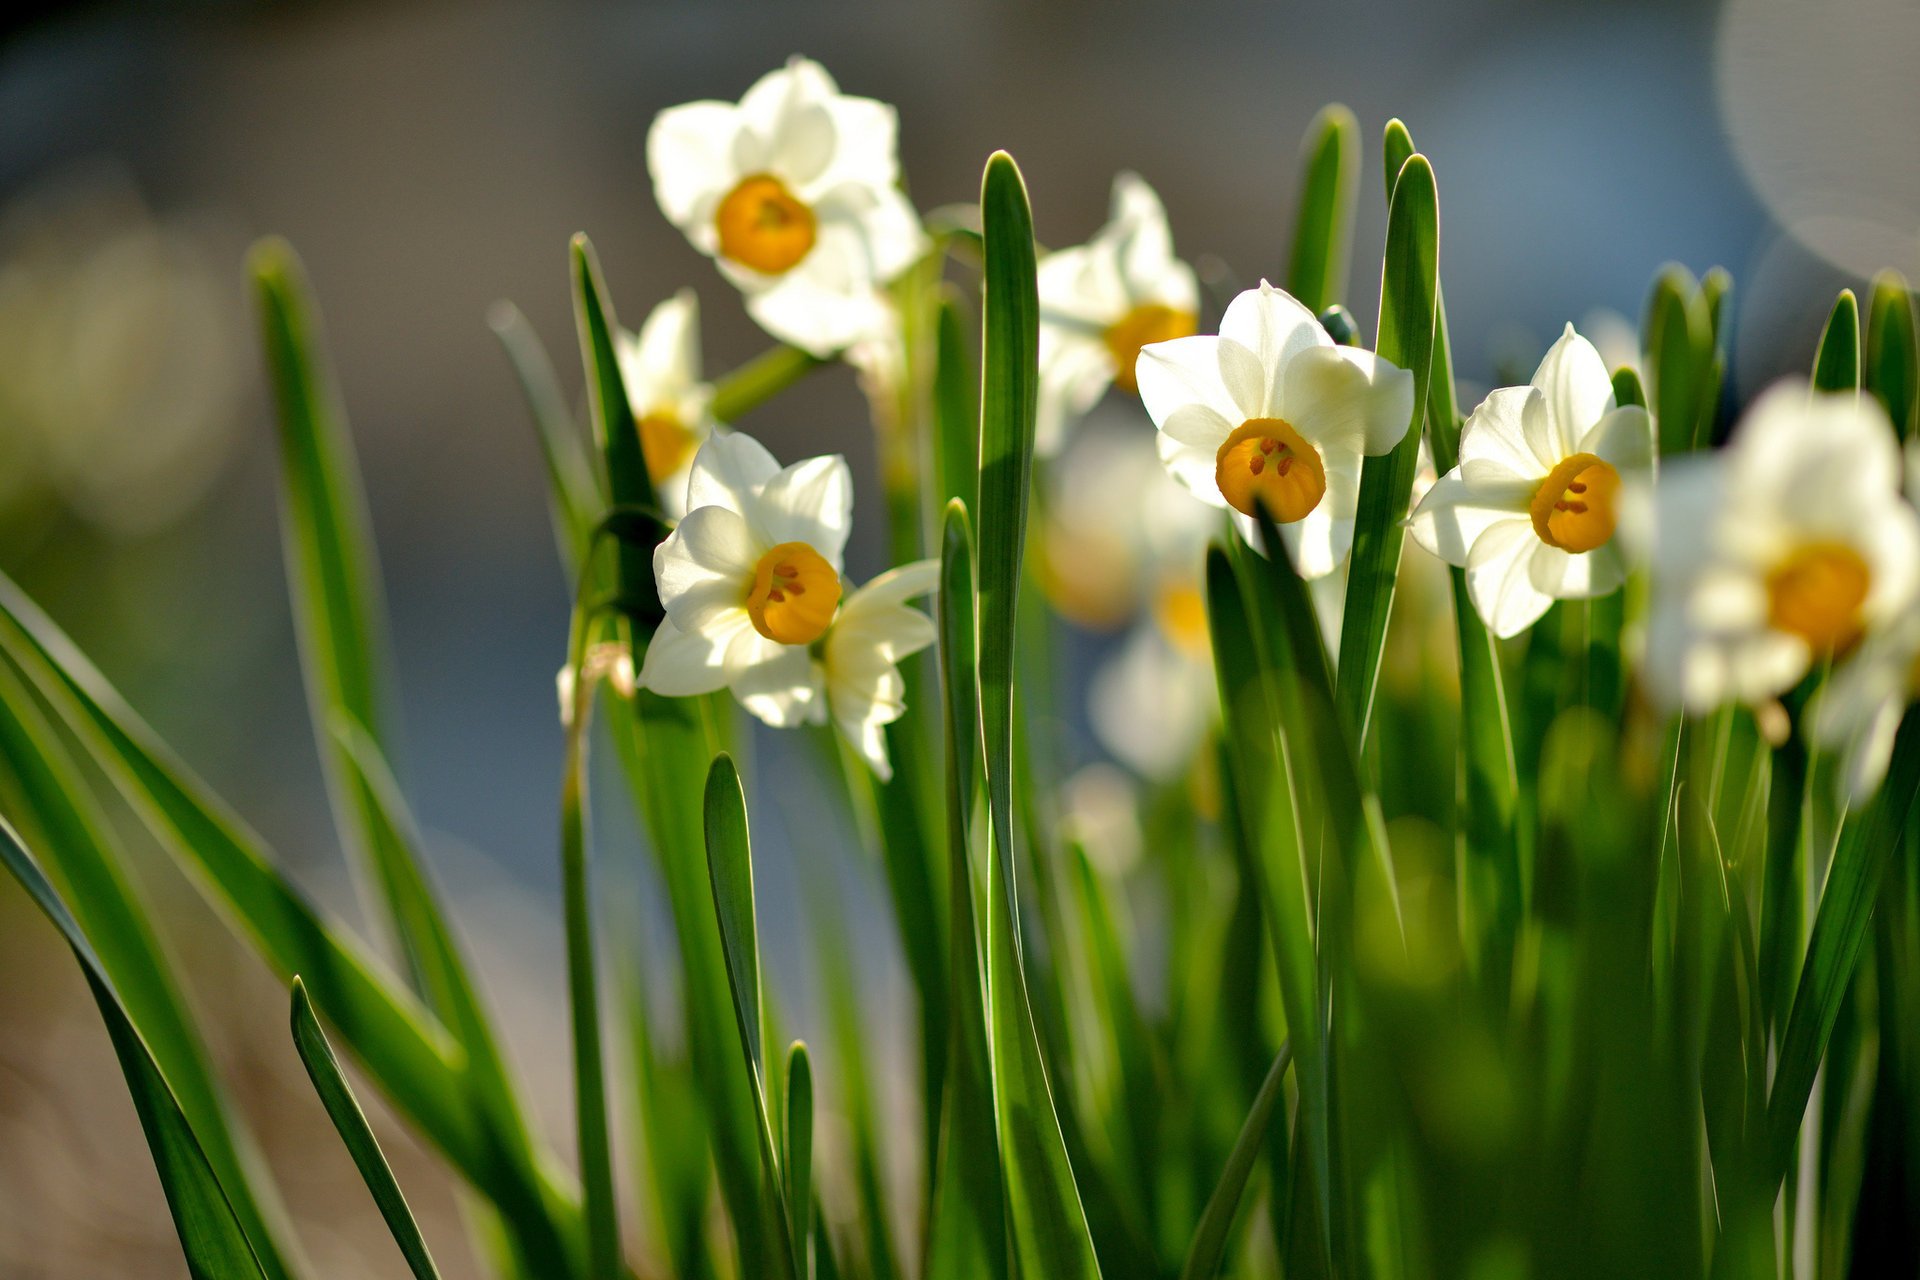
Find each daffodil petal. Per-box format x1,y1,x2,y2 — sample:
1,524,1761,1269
1466,518,1554,637
756,454,853,565
1531,324,1615,457
647,101,742,230
638,616,734,696
655,505,759,631
1459,386,1548,479
1136,335,1241,432
731,643,826,728
1408,472,1532,568
1217,280,1328,376
1578,404,1654,474
1280,344,1415,456
685,432,782,517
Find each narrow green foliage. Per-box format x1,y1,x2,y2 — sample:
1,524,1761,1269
291,979,443,1280
1287,105,1360,313
926,502,1010,1280
935,293,980,517
0,819,269,1280
1180,1041,1294,1280
1381,120,1414,202
709,343,825,422
1613,366,1646,409
1813,288,1862,394
784,1043,814,1264
1336,150,1439,748
975,150,1103,1279
1865,272,1918,438
489,299,603,575
703,754,801,1280
1644,264,1714,454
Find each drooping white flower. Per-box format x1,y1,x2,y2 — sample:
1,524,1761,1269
646,56,925,357
616,289,714,517
1136,280,1415,578
639,432,851,716
1035,173,1199,455
1407,325,1653,638
1645,382,1920,713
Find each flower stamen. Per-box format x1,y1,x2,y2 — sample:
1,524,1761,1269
1529,452,1620,553
1213,418,1326,522
715,174,816,275
747,541,841,644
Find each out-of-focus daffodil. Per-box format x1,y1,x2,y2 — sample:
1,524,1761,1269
1408,325,1653,637
1646,382,1920,712
647,57,925,357
639,432,851,718
1036,173,1199,454
1811,605,1920,803
616,289,714,517
1136,280,1414,578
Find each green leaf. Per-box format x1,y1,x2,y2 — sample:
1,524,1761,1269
1643,264,1713,454
1865,272,1918,439
1381,120,1414,202
0,818,269,1280
935,292,980,518
0,572,581,1276
1336,151,1439,749
0,658,303,1280
1812,288,1862,394
784,1042,814,1263
290,979,443,1280
1766,710,1920,1180
975,150,1103,1280
709,343,824,423
1287,105,1360,314
1612,366,1646,409
926,502,1010,1280
489,299,603,577
558,606,620,1280
703,753,801,1280
1179,1041,1294,1280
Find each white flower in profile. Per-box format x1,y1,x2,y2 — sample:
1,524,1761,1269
1036,173,1199,454
1407,325,1653,638
647,56,925,357
639,432,851,721
814,561,939,779
1136,280,1415,578
616,289,714,517
1645,382,1920,713
1810,605,1920,804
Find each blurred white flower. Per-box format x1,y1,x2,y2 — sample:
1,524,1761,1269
1035,173,1199,454
1646,382,1920,712
1810,605,1920,803
616,289,714,518
1407,325,1653,638
1090,608,1217,780
1136,280,1414,578
647,56,925,357
556,642,637,728
639,432,851,722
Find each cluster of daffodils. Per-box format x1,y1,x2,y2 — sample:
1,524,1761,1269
639,433,936,779
612,54,1920,804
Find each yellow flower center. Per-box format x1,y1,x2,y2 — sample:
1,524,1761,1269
1154,578,1211,657
638,411,699,484
715,174,816,275
746,541,841,645
1103,303,1196,394
1214,418,1326,522
1766,541,1870,652
1528,452,1620,553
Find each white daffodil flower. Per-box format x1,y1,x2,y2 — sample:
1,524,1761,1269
639,432,851,719
1136,280,1415,579
647,56,925,357
1036,173,1199,455
1646,382,1920,713
1407,325,1653,638
616,289,714,517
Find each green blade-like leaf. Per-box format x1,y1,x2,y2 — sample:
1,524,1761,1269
290,979,443,1280
1381,119,1414,202
1287,105,1360,314
0,658,304,1280
975,150,1103,1280
1335,152,1439,748
1179,1041,1294,1280
1812,288,1862,393
489,299,603,577
1643,264,1713,455
709,343,824,423
0,818,269,1280
784,1042,814,1262
0,572,581,1276
926,502,1010,1280
1866,273,1917,439
1767,710,1920,1180
703,753,800,1280
936,293,980,518
559,610,620,1280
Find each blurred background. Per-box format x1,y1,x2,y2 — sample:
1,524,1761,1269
0,0,1914,1273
